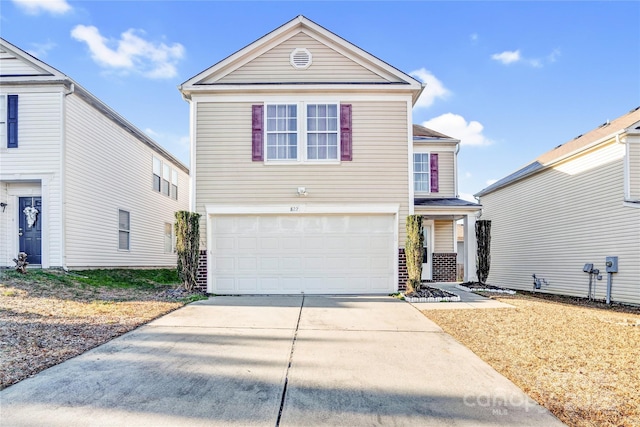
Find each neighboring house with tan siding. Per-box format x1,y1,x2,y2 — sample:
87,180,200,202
476,107,640,305
0,38,189,269
180,16,480,294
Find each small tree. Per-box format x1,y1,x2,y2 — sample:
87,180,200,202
405,215,424,294
175,211,201,292
475,219,491,284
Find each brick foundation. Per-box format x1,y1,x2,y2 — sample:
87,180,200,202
398,248,407,291
196,250,207,292
427,253,458,282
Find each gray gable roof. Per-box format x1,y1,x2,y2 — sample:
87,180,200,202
476,106,640,197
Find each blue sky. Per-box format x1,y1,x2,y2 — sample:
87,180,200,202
2,0,639,200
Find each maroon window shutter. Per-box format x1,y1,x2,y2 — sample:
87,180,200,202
252,104,264,161
340,104,352,161
430,153,439,192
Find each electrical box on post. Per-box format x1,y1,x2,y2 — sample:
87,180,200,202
605,256,618,273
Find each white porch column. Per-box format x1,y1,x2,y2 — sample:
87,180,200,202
463,213,477,282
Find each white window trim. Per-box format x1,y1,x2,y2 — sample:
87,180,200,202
118,209,130,251
264,101,341,165
413,151,431,194
164,222,175,254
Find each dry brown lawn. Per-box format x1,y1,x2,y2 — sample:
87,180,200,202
0,269,189,390
422,292,640,427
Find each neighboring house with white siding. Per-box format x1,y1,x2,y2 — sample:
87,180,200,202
0,38,189,269
475,107,640,305
179,16,480,295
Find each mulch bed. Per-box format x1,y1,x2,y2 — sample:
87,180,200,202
457,281,515,294
403,285,460,302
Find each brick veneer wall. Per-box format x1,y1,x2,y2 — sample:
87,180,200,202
196,250,207,292
398,248,407,291
427,253,458,282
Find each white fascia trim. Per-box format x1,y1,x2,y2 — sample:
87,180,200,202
185,85,418,102
206,203,400,216
414,207,482,216
190,93,412,103
413,144,457,153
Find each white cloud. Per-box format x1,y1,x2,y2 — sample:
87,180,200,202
12,0,71,14
422,113,493,146
470,33,479,43
547,48,561,63
486,179,498,186
71,25,184,79
409,68,451,108
27,40,56,58
144,128,161,138
491,50,521,65
465,172,472,178
492,48,561,68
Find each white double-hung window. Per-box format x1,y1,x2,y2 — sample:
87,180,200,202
266,104,298,160
265,102,339,162
414,153,431,193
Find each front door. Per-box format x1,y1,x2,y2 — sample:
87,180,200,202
19,197,42,265
421,223,432,280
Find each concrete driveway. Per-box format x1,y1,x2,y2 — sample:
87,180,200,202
0,296,564,426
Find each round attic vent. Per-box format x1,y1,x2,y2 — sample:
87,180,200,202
290,48,312,70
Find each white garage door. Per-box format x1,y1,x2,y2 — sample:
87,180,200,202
210,214,396,294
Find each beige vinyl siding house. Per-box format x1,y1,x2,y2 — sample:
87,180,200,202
0,38,189,269
476,107,640,305
181,16,480,294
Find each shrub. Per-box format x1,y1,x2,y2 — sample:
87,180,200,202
175,211,201,292
405,215,424,294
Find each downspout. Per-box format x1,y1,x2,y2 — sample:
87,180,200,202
60,81,75,271
454,141,460,197
618,133,631,201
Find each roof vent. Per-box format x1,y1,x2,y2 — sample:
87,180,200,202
290,48,312,70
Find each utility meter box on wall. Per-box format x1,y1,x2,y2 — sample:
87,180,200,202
605,256,618,273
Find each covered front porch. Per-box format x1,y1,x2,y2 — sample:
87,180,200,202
414,197,482,283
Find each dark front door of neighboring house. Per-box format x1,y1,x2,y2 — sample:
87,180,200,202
19,197,42,265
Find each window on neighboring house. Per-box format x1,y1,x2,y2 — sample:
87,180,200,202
171,170,178,200
152,157,162,192
0,95,6,146
164,223,174,253
414,153,431,192
162,164,171,196
1,94,18,148
259,102,347,163
118,209,130,251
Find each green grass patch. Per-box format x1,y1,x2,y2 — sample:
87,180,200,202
72,269,179,289
1,268,179,290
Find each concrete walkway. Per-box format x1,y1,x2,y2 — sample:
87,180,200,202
412,283,516,310
0,296,563,426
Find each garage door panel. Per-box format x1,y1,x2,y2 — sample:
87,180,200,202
210,214,395,294
216,237,235,250
215,257,235,272
237,278,258,291
238,237,257,250
260,238,279,250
